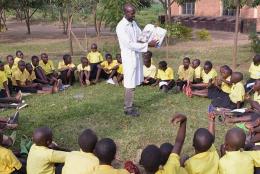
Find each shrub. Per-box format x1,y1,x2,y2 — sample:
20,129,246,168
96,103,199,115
196,29,211,41
249,32,260,54
163,22,193,40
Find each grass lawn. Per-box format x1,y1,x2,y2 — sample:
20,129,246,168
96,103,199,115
0,36,254,164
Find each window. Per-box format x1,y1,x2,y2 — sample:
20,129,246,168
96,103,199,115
223,8,236,16
182,2,195,15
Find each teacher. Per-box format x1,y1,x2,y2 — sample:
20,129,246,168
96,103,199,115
116,3,157,117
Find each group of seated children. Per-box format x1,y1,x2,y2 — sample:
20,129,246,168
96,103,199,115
2,111,260,174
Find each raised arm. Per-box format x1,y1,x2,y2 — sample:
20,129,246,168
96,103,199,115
208,112,216,139
171,113,187,155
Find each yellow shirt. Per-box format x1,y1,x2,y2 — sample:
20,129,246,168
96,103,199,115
202,69,218,83
185,145,219,174
4,64,16,79
27,144,68,174
62,151,99,174
229,82,245,104
249,62,260,79
254,91,260,104
219,150,260,174
117,64,123,74
157,67,174,81
39,60,55,75
58,61,76,71
0,71,8,90
28,71,36,82
193,66,202,79
221,76,231,94
156,153,184,174
100,60,118,74
14,57,21,66
77,64,91,72
178,65,194,82
11,69,30,86
0,146,22,174
87,51,103,64
93,165,129,174
143,64,157,78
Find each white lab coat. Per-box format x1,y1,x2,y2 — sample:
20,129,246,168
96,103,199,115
116,17,148,89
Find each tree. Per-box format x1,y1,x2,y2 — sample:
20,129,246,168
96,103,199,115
0,0,10,32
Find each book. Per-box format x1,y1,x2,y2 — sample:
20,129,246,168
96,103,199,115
138,24,167,48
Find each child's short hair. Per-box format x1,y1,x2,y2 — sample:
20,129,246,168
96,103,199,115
94,138,116,164
16,50,23,56
225,128,246,151
159,61,167,68
78,129,97,153
183,57,190,63
63,54,71,61
91,43,97,49
41,53,48,58
116,54,121,59
253,55,260,64
160,143,173,166
31,55,39,61
80,57,88,62
105,53,112,59
140,145,161,173
7,55,14,60
33,126,53,146
231,72,243,83
204,61,213,69
193,128,214,153
221,65,232,74
144,51,153,59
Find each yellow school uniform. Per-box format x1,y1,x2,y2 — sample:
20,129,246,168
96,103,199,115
249,62,260,79
117,64,123,74
221,76,231,94
178,65,194,82
39,60,55,75
143,64,157,78
201,69,217,83
185,145,219,174
193,66,202,79
229,82,245,104
157,67,174,81
58,61,76,71
4,64,16,79
0,146,22,174
14,57,21,66
156,153,185,174
77,64,91,72
254,91,260,104
93,165,130,174
62,150,99,174
28,71,36,82
219,150,260,174
100,60,118,74
27,144,68,174
87,51,104,64
0,71,8,90
11,69,29,86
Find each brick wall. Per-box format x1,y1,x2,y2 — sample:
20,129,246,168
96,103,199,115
195,0,221,16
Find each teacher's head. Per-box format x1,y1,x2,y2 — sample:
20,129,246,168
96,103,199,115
124,3,135,22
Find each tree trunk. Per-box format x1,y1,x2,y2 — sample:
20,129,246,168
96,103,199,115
68,15,73,55
232,0,240,69
167,0,172,23
25,9,31,34
60,8,67,34
93,7,99,36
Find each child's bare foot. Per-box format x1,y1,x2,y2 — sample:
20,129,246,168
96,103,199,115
15,91,22,102
52,80,60,93
85,80,91,86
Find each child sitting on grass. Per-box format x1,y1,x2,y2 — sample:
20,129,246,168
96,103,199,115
4,55,16,91
87,43,104,80
58,54,76,86
246,55,260,92
140,113,187,174
191,59,202,83
27,127,68,174
116,54,124,84
219,128,260,174
94,138,130,174
95,53,118,85
153,61,175,93
183,113,219,174
39,53,59,82
62,129,99,174
177,57,194,90
211,72,245,109
14,50,24,67
77,57,91,86
143,51,157,86
0,131,22,174
191,61,217,97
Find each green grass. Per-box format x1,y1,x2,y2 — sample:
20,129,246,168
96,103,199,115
0,38,254,163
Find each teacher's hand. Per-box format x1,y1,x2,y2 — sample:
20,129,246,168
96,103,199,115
148,40,158,47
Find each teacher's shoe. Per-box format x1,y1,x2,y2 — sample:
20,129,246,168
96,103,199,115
124,108,140,117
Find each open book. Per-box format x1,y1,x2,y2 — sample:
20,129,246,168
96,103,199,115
138,24,167,48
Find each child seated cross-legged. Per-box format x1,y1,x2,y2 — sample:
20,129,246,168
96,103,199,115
94,138,130,174
153,61,175,93
39,53,59,82
27,127,68,174
77,57,91,87
191,61,217,97
183,113,219,174
191,59,202,83
176,57,194,90
246,54,260,92
62,129,99,174
219,128,260,174
211,72,245,110
140,113,187,174
94,53,118,85
58,54,76,86
143,51,157,86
